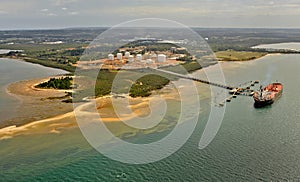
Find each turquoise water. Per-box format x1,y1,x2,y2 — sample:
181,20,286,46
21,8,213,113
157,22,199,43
1,54,300,181
0,58,68,121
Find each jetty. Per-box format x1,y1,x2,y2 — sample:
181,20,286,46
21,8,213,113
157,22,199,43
153,68,259,103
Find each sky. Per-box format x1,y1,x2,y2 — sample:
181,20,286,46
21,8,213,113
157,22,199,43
0,0,299,30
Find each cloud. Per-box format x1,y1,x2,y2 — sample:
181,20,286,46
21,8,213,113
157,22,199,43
41,8,49,12
0,10,8,14
0,0,35,14
69,11,78,15
47,13,58,16
52,0,78,6
0,0,299,29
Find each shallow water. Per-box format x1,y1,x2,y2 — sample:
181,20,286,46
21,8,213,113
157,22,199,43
253,42,300,51
1,53,300,181
0,58,68,121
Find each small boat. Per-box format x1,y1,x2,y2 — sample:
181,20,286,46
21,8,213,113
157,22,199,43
253,82,283,107
229,88,238,94
218,103,225,107
226,97,232,102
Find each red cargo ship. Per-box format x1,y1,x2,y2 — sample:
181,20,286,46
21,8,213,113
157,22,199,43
253,83,283,107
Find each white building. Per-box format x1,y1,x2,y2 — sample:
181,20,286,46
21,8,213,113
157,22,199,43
108,54,114,61
125,52,130,58
136,54,142,61
128,55,134,62
157,54,166,62
117,53,123,60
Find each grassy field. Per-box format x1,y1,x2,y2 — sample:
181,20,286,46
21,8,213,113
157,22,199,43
215,50,268,61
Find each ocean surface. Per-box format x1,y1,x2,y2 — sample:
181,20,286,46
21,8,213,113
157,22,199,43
0,58,68,121
1,47,300,180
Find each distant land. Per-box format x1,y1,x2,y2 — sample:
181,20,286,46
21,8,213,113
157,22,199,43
0,28,299,99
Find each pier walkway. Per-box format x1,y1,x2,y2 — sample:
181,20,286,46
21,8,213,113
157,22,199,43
153,68,235,90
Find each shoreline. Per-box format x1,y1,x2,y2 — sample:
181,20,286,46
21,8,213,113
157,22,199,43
217,53,282,63
215,50,269,62
0,74,183,140
0,56,76,73
252,42,300,51
0,51,272,140
0,77,74,129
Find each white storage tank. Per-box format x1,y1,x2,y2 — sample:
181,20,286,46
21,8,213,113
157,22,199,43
108,54,114,61
128,55,134,62
136,54,142,61
157,54,166,62
125,52,130,58
117,53,123,60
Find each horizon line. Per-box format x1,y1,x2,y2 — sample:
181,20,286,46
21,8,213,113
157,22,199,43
1,26,300,31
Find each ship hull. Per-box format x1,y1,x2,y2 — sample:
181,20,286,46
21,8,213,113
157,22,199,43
253,83,283,108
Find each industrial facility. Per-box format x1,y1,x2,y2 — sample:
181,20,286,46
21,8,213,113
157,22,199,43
76,45,187,70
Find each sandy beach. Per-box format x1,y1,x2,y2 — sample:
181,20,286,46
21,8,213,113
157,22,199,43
0,76,182,140
1,77,74,128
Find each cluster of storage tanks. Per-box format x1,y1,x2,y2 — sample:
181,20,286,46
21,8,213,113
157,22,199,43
108,52,166,63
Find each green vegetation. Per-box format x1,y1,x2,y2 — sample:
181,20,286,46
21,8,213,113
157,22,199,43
215,50,268,61
23,57,76,72
95,70,117,97
92,60,204,98
2,28,299,100
76,70,171,98
0,43,85,73
129,74,170,97
45,92,72,100
176,56,193,62
118,41,189,55
36,77,73,89
197,28,300,52
162,61,203,75
181,61,203,72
